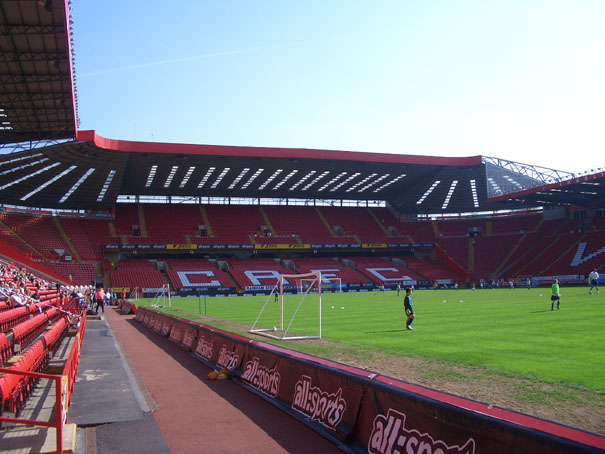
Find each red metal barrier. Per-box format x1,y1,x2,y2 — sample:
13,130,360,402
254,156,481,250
62,313,86,406
0,368,65,454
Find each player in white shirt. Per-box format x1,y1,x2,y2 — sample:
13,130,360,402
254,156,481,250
588,269,599,294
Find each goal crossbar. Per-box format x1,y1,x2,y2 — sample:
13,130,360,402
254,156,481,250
249,272,322,340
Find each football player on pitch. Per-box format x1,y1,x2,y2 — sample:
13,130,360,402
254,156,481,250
404,287,415,330
588,269,599,295
551,279,560,310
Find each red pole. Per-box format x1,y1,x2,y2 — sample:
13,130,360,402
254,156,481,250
55,375,63,454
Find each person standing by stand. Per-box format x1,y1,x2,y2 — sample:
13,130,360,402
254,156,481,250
95,286,105,314
404,287,415,331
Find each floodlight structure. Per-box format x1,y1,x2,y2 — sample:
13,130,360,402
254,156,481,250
249,272,322,341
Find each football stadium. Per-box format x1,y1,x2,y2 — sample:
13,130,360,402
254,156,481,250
0,1,604,453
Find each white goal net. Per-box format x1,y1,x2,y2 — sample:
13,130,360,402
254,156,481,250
249,272,322,340
151,284,171,307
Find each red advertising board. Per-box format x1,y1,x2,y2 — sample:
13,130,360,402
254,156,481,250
350,376,603,454
133,308,605,453
237,342,370,443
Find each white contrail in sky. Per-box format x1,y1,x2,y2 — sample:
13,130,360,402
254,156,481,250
80,33,383,77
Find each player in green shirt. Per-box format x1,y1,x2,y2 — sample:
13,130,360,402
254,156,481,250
550,279,560,310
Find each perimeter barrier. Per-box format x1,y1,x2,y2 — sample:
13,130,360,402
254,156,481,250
131,306,605,454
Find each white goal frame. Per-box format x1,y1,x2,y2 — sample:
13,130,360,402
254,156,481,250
249,272,322,341
129,287,139,301
151,284,171,307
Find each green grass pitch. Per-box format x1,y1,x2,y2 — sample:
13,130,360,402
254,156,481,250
138,286,604,391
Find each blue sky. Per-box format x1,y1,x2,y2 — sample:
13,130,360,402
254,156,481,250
74,1,605,174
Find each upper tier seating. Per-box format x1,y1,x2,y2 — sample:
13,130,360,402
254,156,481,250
143,204,205,243
489,213,542,234
109,259,164,289
394,220,435,243
0,213,70,260
43,262,96,286
203,205,266,244
58,218,109,260
472,234,523,280
437,218,487,237
113,204,142,236
318,207,386,243
262,206,331,243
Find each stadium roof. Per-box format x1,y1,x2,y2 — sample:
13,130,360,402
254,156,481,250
0,0,603,215
0,0,77,145
0,130,603,214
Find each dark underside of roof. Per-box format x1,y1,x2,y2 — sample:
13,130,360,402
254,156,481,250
489,174,605,212
0,141,493,213
1,139,603,213
0,0,76,145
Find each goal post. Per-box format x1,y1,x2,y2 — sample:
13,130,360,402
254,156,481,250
249,271,322,340
151,284,171,307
